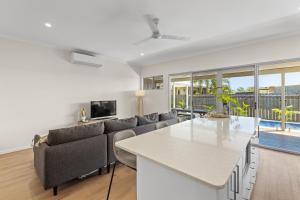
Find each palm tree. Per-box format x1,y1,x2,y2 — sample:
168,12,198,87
272,105,300,122
198,79,203,94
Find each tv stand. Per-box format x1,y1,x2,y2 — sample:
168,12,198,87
78,116,118,125
91,116,117,121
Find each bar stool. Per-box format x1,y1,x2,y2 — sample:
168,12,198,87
106,129,136,200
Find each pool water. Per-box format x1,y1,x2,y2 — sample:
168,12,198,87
259,131,300,153
259,120,300,130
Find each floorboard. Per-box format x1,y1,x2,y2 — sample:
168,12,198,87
0,148,299,200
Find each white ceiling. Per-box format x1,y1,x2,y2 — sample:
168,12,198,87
0,0,300,66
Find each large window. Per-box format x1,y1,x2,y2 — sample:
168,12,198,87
143,75,163,90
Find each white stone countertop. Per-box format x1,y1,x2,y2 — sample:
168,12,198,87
116,116,257,188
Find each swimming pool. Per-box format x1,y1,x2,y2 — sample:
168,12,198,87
259,120,300,130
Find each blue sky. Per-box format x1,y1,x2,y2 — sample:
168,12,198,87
228,72,300,91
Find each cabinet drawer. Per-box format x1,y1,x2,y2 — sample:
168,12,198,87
242,171,252,200
251,147,259,165
250,167,257,184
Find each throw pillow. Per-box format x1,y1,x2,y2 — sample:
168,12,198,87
136,112,159,125
104,117,137,133
159,110,177,121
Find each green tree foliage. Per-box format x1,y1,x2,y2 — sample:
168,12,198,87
194,77,250,116
272,105,300,122
178,99,186,109
216,78,249,116
236,86,254,93
237,87,246,93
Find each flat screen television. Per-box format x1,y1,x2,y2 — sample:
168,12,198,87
91,100,116,119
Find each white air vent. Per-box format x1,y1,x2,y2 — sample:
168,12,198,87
71,51,102,67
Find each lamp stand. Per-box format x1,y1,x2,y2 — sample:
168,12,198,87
137,96,144,116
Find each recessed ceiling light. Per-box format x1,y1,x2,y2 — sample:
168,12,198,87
298,7,300,11
140,52,145,56
44,22,52,28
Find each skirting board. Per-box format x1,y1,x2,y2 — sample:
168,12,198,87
0,145,31,155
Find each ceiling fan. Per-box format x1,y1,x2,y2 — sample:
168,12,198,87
134,14,190,45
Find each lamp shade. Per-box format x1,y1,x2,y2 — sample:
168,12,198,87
135,90,145,97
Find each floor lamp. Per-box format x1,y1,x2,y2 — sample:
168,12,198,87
136,90,145,116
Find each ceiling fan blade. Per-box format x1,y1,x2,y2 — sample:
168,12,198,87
160,34,190,41
133,36,152,45
144,14,159,34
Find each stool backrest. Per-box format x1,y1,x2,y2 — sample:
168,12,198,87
113,129,136,168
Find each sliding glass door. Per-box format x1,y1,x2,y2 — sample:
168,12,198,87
169,66,257,118
222,66,256,117
169,73,192,121
190,66,256,118
257,62,300,153
258,65,300,132
192,72,217,117
285,70,300,129
168,60,300,153
169,66,257,120
258,66,282,131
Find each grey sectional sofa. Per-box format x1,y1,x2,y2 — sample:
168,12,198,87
33,111,178,195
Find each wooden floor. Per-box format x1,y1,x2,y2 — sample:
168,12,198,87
0,148,299,200
251,148,300,200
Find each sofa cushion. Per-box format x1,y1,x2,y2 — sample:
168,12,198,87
132,123,156,135
164,118,178,126
159,110,177,121
135,112,159,126
47,122,104,146
104,117,137,133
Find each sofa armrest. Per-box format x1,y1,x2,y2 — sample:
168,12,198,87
34,142,49,189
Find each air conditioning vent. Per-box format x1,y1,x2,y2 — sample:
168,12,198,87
70,51,103,67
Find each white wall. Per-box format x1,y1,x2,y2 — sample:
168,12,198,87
141,34,300,114
0,38,139,154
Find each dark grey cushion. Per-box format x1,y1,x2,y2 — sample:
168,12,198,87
135,112,159,125
104,117,137,133
159,110,177,121
47,122,104,146
132,123,156,135
164,118,178,126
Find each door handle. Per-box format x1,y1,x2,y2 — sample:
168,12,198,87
233,171,237,200
236,165,239,194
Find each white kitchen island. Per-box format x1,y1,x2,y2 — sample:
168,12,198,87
116,116,259,200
